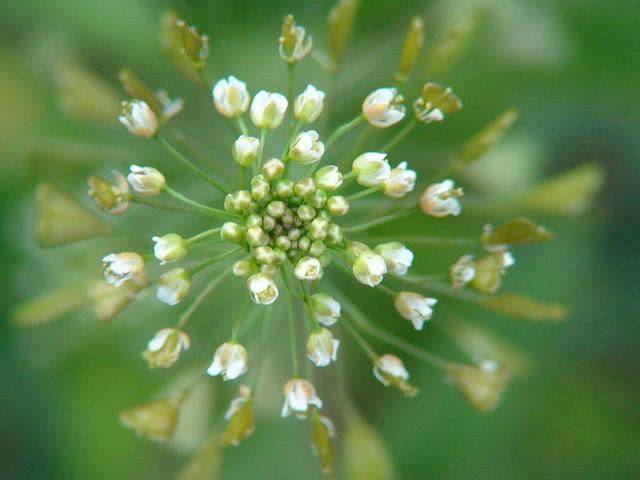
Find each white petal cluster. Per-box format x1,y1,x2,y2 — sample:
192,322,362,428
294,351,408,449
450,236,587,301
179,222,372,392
315,165,343,191
307,328,340,367
294,256,323,281
250,91,288,129
450,254,476,289
352,250,387,287
207,342,249,381
213,76,250,117
373,354,410,386
281,378,322,418
394,292,437,330
127,165,165,196
289,130,325,165
374,242,414,276
118,100,158,138
362,88,405,128
352,152,391,187
383,162,416,198
102,252,144,287
309,293,341,326
143,328,191,368
152,233,187,264
294,85,325,123
420,179,463,217
156,268,190,306
247,273,279,304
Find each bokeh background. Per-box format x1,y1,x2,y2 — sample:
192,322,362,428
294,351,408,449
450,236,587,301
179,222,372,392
1,0,639,479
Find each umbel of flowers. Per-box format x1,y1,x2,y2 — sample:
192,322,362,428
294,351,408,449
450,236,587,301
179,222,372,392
21,4,583,477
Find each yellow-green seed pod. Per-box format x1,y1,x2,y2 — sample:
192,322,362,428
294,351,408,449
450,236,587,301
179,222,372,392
343,413,396,480
311,413,335,475
221,386,255,447
470,252,512,294
11,286,87,327
481,217,552,248
328,0,360,71
177,434,222,480
426,10,481,77
119,391,186,442
456,109,519,168
481,294,568,322
118,68,162,116
446,362,509,413
35,182,111,248
396,16,424,84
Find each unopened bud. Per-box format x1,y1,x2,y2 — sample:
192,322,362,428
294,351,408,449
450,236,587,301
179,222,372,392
294,177,316,197
250,91,288,129
221,222,245,243
127,165,165,196
118,100,158,138
294,84,325,123
373,354,418,396
289,130,325,165
156,268,191,306
315,165,343,191
262,158,285,180
326,195,349,216
362,88,405,128
232,135,260,167
213,76,250,118
152,233,187,264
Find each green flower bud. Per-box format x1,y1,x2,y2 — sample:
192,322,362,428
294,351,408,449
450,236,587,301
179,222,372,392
326,195,349,216
251,175,271,201
298,236,311,251
221,222,245,243
266,200,287,218
232,260,253,278
254,246,277,265
262,158,285,180
152,233,187,264
246,226,269,247
245,213,262,228
275,179,295,198
232,135,260,167
308,189,328,209
326,223,343,244
262,215,276,232
297,204,317,222
225,190,252,213
276,235,292,251
156,268,191,306
309,217,329,241
294,177,316,197
309,240,326,257
315,165,343,191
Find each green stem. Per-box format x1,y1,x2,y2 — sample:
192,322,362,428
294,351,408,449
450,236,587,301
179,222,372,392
325,114,365,150
131,197,207,216
343,206,417,233
188,247,241,276
239,166,246,189
287,62,296,135
340,295,452,370
177,267,232,328
341,316,378,361
256,128,267,175
354,235,478,247
187,227,221,245
164,185,240,221
157,135,228,193
231,298,251,340
346,185,382,202
237,116,249,135
282,266,300,376
339,126,373,169
381,119,417,153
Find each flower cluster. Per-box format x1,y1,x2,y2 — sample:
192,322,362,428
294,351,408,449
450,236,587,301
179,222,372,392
22,6,580,477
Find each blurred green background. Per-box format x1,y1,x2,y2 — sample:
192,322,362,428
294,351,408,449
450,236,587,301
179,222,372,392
1,0,639,479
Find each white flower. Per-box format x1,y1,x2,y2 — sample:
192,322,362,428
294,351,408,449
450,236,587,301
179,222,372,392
102,252,144,287
450,254,476,289
152,233,186,264
362,88,405,128
294,256,323,281
156,90,184,120
143,328,191,368
247,273,279,305
309,293,341,326
394,292,437,330
419,179,463,217
501,251,515,268
281,378,322,418
212,76,250,117
315,165,343,191
373,354,410,386
250,90,288,129
383,162,416,198
232,135,260,167
294,85,325,123
207,342,248,381
127,165,165,196
279,19,313,62
289,130,325,165
156,268,190,306
118,100,158,138
352,152,391,186
374,242,414,276
352,251,387,287
307,328,340,367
